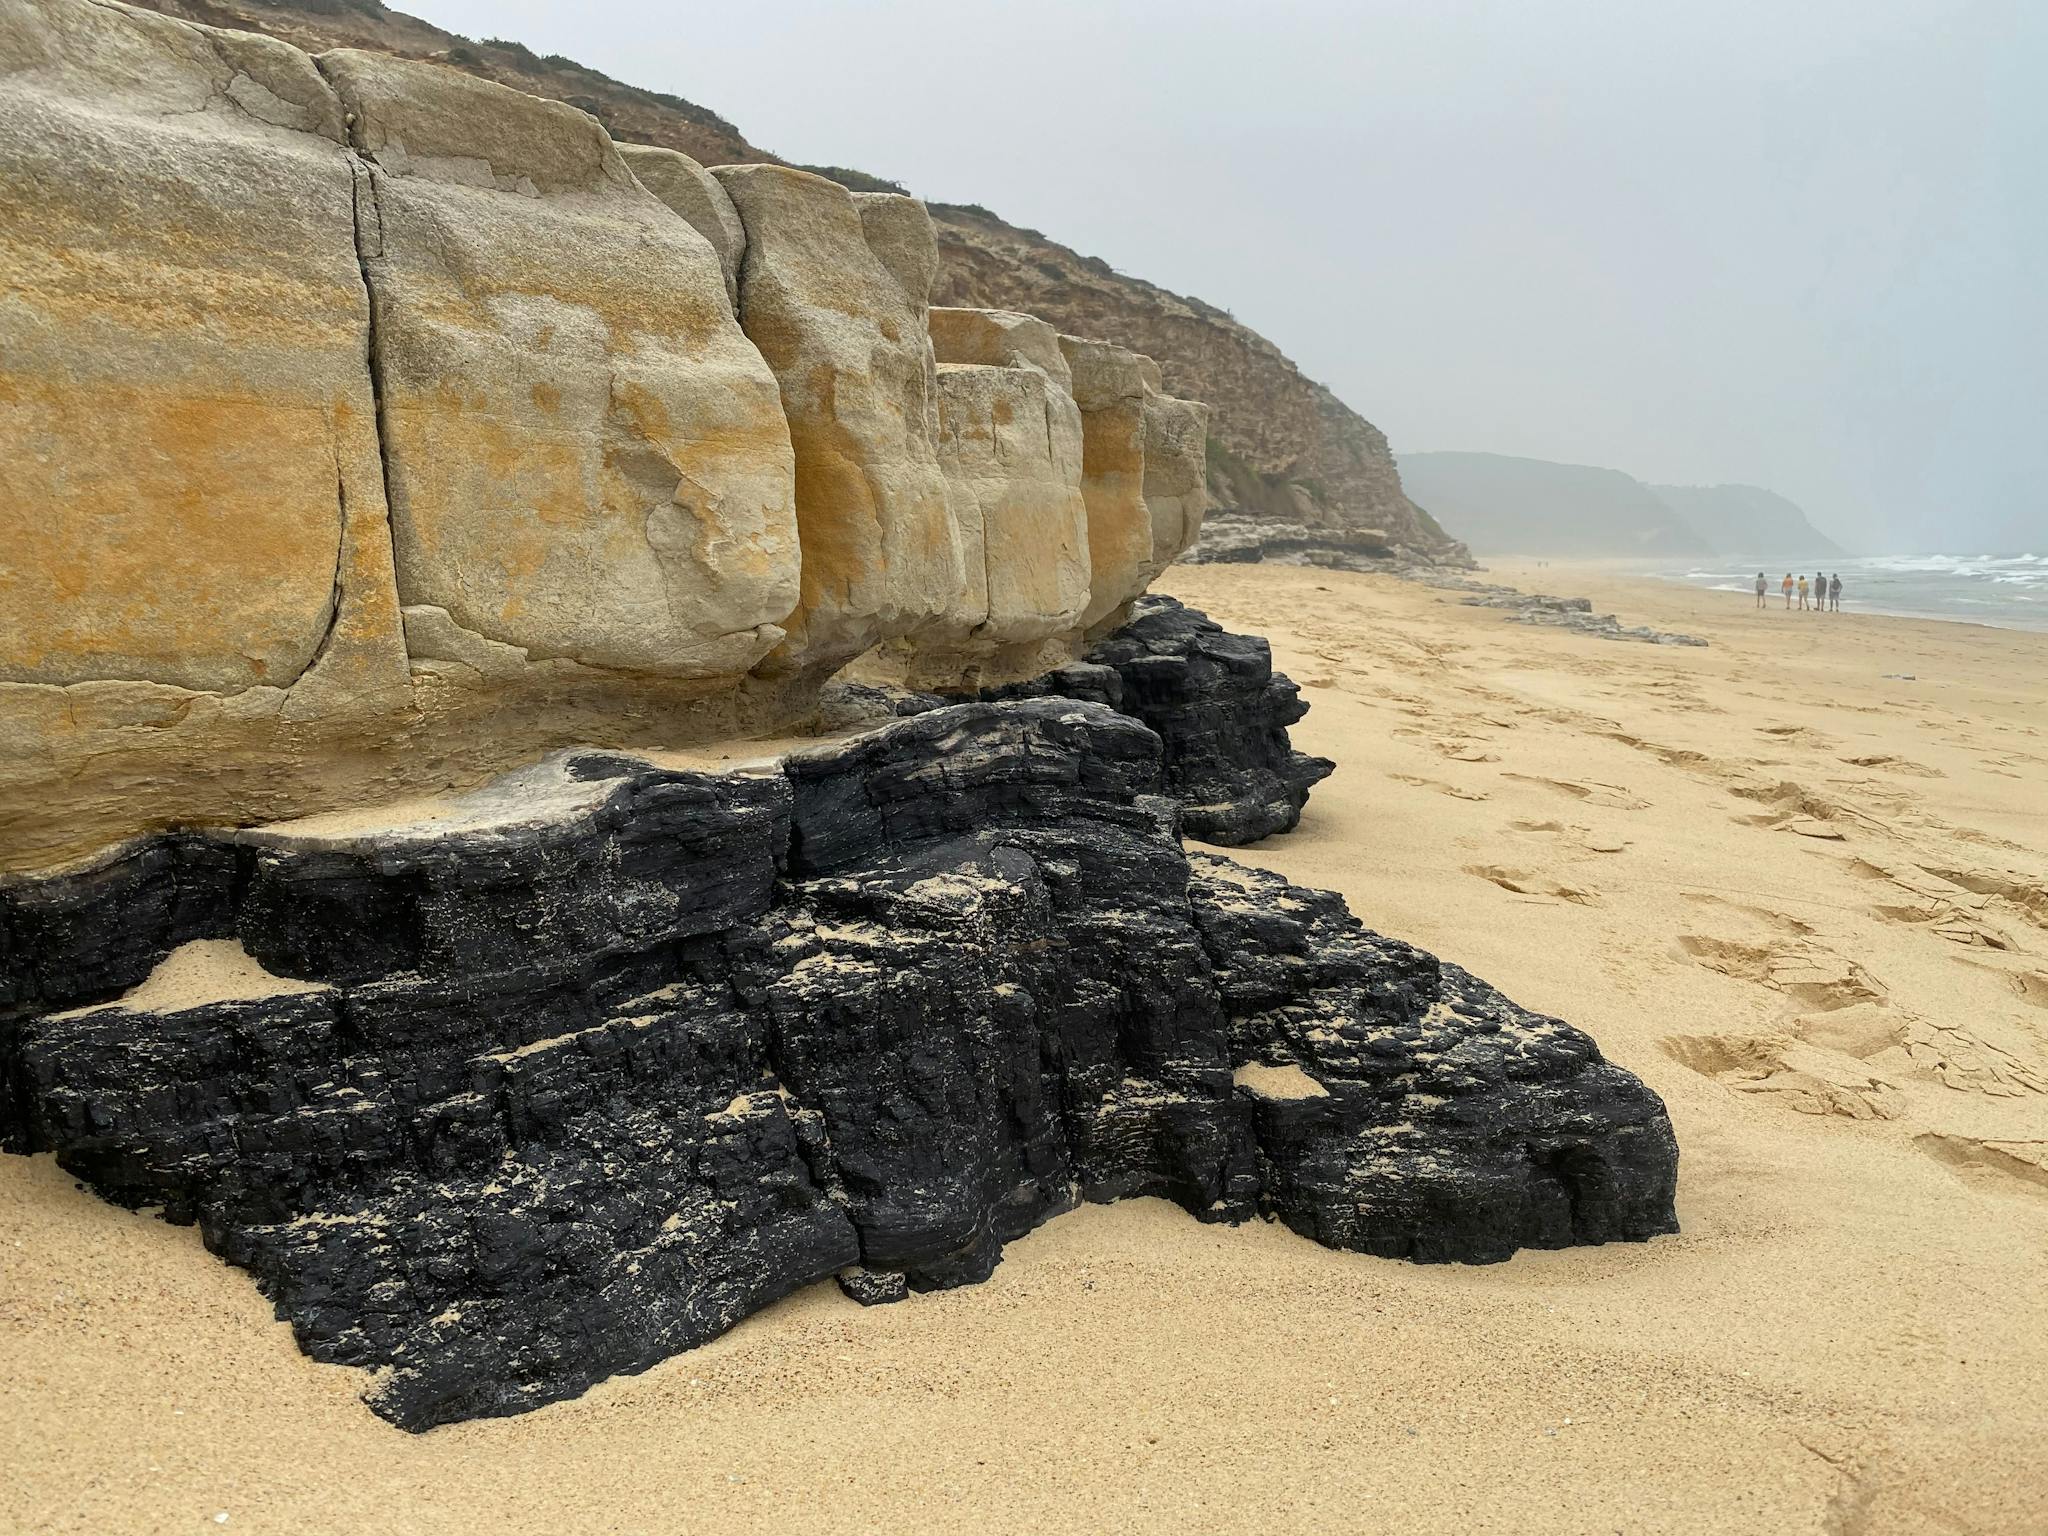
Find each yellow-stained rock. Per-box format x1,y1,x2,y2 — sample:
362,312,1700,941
0,0,403,699
1059,334,1154,632
0,2,1217,871
616,143,746,312
710,165,959,673
1141,388,1212,570
930,306,1075,392
922,308,1090,650
321,50,800,679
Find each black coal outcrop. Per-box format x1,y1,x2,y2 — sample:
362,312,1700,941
969,597,1335,843
0,700,1677,1431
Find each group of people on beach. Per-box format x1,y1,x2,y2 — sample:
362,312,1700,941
1757,571,1842,612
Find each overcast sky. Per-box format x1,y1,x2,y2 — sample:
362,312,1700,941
411,0,2042,554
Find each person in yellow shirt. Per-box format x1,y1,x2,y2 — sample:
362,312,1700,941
1797,575,1810,609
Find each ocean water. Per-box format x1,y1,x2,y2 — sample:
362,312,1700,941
1656,554,2048,632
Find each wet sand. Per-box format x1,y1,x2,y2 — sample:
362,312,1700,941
5,558,2045,1534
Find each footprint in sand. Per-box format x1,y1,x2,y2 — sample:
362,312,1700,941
1912,1134,2048,1195
1499,773,1648,810
1757,724,1839,750
1967,965,2048,1011
1916,865,2048,931
1509,819,1630,854
1389,773,1489,802
1463,865,1601,905
1730,813,1847,840
1799,1002,2048,1098
1850,859,2030,950
1680,894,1816,936
1730,779,1862,830
1430,740,1501,763
1675,934,1886,1011
1837,753,1945,779
1604,733,1713,770
1661,1032,1903,1121
1664,1001,2046,1121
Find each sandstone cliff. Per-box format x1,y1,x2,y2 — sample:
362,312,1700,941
929,205,1463,563
0,0,1223,866
121,0,1468,565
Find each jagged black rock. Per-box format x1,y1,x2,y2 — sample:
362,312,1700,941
0,699,1677,1431
968,596,1336,843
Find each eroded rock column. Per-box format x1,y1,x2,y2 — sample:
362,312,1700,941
710,166,960,674
1059,334,1156,632
1138,357,1213,573
877,307,1094,682
321,50,801,680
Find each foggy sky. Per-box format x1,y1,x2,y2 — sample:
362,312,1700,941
409,0,2044,554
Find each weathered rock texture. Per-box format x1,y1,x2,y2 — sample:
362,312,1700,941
0,702,1678,1432
0,0,404,699
1060,335,1155,632
1141,382,1214,572
915,307,1090,661
120,0,1473,568
0,0,1220,869
710,165,959,674
976,598,1336,844
323,49,802,680
1183,516,1403,569
615,143,748,312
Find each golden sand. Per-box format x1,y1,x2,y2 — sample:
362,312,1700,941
4,560,2045,1534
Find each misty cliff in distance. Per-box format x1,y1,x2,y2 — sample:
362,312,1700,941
1398,452,1709,559
1649,484,1847,560
124,0,1466,565
1402,452,1844,561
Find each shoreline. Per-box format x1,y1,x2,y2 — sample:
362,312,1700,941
1462,553,2048,635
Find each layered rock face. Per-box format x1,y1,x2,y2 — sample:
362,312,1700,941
916,308,1090,658
1060,335,1155,632
118,0,1476,567
0,0,1220,867
708,164,959,675
0,0,404,701
1139,364,1214,573
323,49,803,680
0,702,1678,1431
977,598,1335,844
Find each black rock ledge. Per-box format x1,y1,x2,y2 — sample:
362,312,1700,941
974,596,1336,844
0,699,1677,1431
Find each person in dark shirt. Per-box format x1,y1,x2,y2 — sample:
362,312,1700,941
1829,573,1843,611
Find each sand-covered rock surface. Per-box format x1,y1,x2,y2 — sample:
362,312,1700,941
6,562,2045,1534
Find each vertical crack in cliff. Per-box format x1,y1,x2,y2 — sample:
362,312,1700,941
312,50,407,641
292,149,397,687
295,447,353,683
343,153,400,557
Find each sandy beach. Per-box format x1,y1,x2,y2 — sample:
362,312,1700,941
5,558,2045,1535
